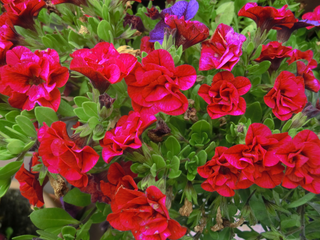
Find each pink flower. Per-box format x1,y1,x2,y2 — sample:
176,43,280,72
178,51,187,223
302,5,320,29
199,23,246,71
0,46,69,111
125,49,197,115
100,111,156,163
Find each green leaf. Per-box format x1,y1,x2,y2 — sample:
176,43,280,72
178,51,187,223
88,116,100,129
152,154,166,170
191,120,212,137
164,136,181,156
30,208,79,229
263,118,274,130
0,160,23,179
0,178,11,198
280,214,300,229
74,108,90,121
63,188,91,207
7,139,25,154
74,96,90,107
97,20,112,42
57,99,76,117
308,202,320,215
36,230,59,240
5,110,20,122
250,44,263,60
287,193,316,208
12,235,38,240
15,115,37,138
150,163,157,177
245,102,262,123
282,119,292,133
249,61,271,75
82,102,99,118
216,2,234,25
168,169,182,179
196,150,207,166
62,226,76,238
76,220,92,240
35,107,59,126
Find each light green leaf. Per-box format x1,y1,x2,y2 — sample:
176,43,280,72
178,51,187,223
15,115,37,138
0,160,23,179
0,178,11,197
63,188,91,207
35,107,59,126
288,193,316,208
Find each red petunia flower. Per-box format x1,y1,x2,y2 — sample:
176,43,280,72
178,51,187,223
1,0,46,30
198,71,251,119
255,41,292,72
199,23,246,71
277,130,320,194
164,15,209,50
100,111,156,163
70,42,137,93
224,123,291,189
302,5,320,29
125,49,197,115
264,71,307,121
15,153,45,207
107,186,187,240
0,46,69,111
38,121,100,188
140,36,155,55
198,147,253,197
287,49,320,93
238,3,297,33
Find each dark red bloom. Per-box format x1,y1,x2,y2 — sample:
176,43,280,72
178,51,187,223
224,123,291,188
277,130,320,194
38,121,100,188
140,36,155,55
238,3,297,33
302,5,320,29
164,15,209,50
1,0,46,30
145,6,160,20
264,71,307,121
199,23,246,71
0,46,69,111
107,186,187,240
255,41,292,72
100,111,156,163
15,153,44,207
51,0,88,6
287,49,320,93
125,49,197,115
198,71,251,119
198,147,253,197
70,42,137,93
277,20,319,42
124,13,146,33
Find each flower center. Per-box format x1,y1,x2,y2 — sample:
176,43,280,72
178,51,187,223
29,76,44,85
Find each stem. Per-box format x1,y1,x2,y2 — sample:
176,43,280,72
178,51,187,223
244,189,257,206
300,205,306,240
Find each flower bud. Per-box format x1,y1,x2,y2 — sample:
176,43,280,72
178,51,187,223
147,118,171,142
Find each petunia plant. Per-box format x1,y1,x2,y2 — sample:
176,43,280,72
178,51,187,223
0,0,320,240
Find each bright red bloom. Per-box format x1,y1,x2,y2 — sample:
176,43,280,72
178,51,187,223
100,111,156,163
287,49,320,93
255,41,292,72
70,42,137,93
15,153,44,207
1,0,46,30
264,71,307,121
198,71,251,119
51,0,88,6
302,5,320,29
107,186,187,240
140,36,155,55
198,147,253,197
238,3,297,33
164,15,209,50
38,121,99,188
277,130,320,194
125,49,197,115
199,23,246,71
224,123,291,188
0,46,69,111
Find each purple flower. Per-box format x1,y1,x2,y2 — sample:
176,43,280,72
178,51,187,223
149,0,199,43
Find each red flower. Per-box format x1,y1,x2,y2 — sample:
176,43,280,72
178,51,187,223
224,123,291,188
198,71,251,119
287,49,320,93
199,23,246,71
15,153,44,207
70,42,137,93
140,36,155,55
198,147,253,197
145,6,160,20
255,41,292,72
38,121,99,188
1,0,46,30
125,49,197,115
277,130,320,194
107,186,187,240
302,5,320,29
264,71,307,121
100,111,156,163
238,3,297,33
164,15,209,50
51,0,88,6
0,46,69,111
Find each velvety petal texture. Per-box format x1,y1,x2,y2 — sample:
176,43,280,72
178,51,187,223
0,46,69,111
198,71,251,119
38,121,99,188
125,49,196,115
199,23,246,71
